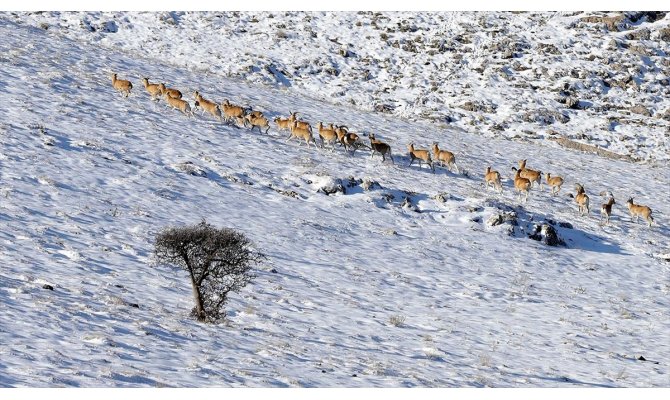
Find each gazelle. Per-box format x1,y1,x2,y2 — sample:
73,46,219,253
342,131,368,153
431,143,458,173
220,99,246,123
316,122,339,150
626,198,654,227
111,73,132,97
158,83,182,99
274,116,293,132
600,191,615,225
545,173,564,196
141,77,161,100
245,113,270,134
287,120,316,147
369,133,394,163
165,94,192,117
288,111,311,130
518,159,542,189
194,91,222,121
513,168,531,202
484,166,503,194
407,143,434,173
568,183,590,216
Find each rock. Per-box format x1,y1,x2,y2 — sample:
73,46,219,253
528,224,565,246
503,212,518,226
346,176,362,188
487,214,504,227
380,193,395,203
274,189,301,199
626,11,666,23
401,197,419,212
460,101,497,113
511,61,530,71
541,224,564,246
159,12,180,26
537,43,561,55
659,27,670,42
374,103,395,113
100,21,118,33
42,284,54,290
433,192,451,203
317,182,346,196
581,14,627,32
173,161,207,177
339,47,355,58
565,97,580,109
361,178,381,191
629,105,652,117
625,29,650,41
523,109,570,125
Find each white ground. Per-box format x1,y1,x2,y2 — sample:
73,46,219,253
8,11,670,163
0,13,669,387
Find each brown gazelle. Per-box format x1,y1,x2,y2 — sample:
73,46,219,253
111,73,132,97
334,125,350,148
568,183,590,216
158,83,182,99
194,91,222,121
220,99,246,123
142,77,161,100
342,131,367,153
369,133,394,163
287,120,316,147
484,166,503,194
164,93,192,117
518,159,542,189
316,122,339,150
407,143,434,173
274,114,294,132
245,113,270,134
513,168,531,202
545,173,564,196
288,112,311,131
626,198,654,227
600,191,615,225
247,110,264,119
431,143,458,173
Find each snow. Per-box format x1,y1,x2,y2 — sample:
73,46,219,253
0,12,669,388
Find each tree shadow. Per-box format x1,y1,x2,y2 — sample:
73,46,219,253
505,371,616,388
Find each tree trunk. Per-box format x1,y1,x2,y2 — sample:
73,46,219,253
190,274,206,321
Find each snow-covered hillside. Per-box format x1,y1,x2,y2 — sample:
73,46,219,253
0,13,669,387
7,11,670,164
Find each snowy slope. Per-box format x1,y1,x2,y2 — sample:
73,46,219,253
0,15,669,388
7,11,670,164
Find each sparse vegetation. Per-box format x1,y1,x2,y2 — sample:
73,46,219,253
389,314,406,327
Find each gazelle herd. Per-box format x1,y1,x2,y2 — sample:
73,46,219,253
111,72,656,229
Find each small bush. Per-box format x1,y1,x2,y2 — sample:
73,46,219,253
389,315,406,327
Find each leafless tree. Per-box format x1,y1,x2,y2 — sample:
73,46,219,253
154,220,263,322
